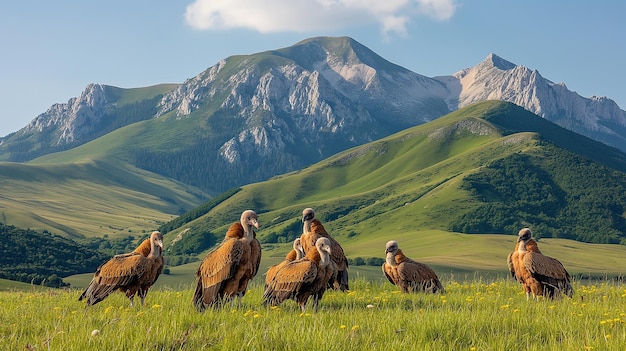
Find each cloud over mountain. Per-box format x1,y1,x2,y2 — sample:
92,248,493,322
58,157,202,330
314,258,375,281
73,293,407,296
184,0,457,35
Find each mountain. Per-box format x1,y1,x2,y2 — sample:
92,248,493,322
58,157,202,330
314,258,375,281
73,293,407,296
2,36,626,243
161,101,626,270
1,37,454,195
434,53,626,150
2,38,626,199
0,84,178,161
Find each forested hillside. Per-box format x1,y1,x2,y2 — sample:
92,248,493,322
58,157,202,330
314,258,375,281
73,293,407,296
0,224,108,287
451,143,626,243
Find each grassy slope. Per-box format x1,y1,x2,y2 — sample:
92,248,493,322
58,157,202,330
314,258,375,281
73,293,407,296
7,100,626,289
0,159,205,239
0,278,49,292
0,95,211,238
98,100,626,290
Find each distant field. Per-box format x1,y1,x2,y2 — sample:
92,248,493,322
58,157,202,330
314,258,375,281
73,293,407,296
0,278,49,292
0,159,205,239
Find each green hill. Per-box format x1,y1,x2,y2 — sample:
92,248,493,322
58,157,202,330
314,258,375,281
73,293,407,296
6,100,626,288
159,101,626,273
0,223,108,287
0,158,207,239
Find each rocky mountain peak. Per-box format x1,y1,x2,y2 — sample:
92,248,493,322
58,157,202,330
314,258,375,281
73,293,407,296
24,83,110,145
484,53,516,71
3,36,626,179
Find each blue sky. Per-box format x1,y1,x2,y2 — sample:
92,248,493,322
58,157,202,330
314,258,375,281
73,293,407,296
1,0,624,137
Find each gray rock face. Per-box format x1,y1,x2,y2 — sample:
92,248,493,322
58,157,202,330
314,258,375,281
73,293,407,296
25,83,110,145
3,38,626,169
435,54,626,149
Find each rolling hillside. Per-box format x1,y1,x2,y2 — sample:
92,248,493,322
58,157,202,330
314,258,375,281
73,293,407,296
0,158,207,239
6,100,626,289
157,101,626,276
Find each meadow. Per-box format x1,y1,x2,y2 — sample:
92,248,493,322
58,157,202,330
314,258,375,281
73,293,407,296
2,277,625,350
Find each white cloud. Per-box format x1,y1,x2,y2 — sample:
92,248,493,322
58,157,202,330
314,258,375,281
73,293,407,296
184,0,457,35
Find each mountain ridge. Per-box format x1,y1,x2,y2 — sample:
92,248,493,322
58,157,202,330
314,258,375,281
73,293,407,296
1,37,626,241
157,101,626,271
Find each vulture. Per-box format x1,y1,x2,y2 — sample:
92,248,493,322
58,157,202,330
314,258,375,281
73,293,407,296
264,238,304,289
193,210,261,310
507,228,573,300
263,237,335,312
79,230,164,306
300,208,349,291
382,240,444,293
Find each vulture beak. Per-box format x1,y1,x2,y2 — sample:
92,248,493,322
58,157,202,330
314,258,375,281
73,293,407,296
252,218,259,229
157,239,164,248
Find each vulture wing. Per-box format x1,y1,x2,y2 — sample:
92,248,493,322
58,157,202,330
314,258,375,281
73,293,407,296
263,259,317,305
193,238,245,308
382,263,397,285
398,260,444,293
507,251,516,278
250,236,262,277
80,255,148,305
329,239,347,271
523,252,570,280
140,255,164,293
523,252,573,297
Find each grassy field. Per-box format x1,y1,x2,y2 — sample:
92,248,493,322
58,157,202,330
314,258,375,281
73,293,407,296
2,277,626,350
58,229,626,294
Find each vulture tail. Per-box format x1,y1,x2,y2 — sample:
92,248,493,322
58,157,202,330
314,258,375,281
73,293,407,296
337,269,349,291
192,280,207,312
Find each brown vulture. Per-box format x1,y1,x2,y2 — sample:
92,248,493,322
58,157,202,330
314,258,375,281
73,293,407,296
263,237,335,312
382,240,444,293
79,230,164,306
193,210,261,310
508,228,573,300
300,208,349,291
264,238,304,289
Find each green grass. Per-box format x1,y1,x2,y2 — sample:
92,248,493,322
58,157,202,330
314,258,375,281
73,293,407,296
2,278,626,350
61,231,626,296
0,278,49,292
0,160,206,239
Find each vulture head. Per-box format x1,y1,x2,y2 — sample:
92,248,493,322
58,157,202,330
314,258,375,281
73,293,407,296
302,208,316,234
293,238,304,259
302,208,315,223
241,210,259,229
315,237,332,266
385,240,399,265
517,228,532,243
150,231,164,257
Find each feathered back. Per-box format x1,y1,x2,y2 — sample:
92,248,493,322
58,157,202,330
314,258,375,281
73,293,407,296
382,242,444,294
263,237,332,311
79,231,163,306
193,210,261,310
